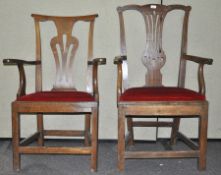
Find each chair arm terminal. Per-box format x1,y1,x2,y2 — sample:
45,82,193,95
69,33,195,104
114,55,127,64
88,58,106,65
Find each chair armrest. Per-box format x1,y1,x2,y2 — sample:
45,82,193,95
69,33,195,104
3,58,41,66
183,54,213,95
183,54,213,65
88,58,106,102
3,58,41,98
114,55,127,64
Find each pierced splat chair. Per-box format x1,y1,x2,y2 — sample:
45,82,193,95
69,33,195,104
3,14,106,172
114,4,213,171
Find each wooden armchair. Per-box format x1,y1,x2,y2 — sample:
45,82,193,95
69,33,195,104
114,4,213,171
3,14,106,172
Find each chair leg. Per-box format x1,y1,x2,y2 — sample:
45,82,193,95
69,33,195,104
37,114,44,146
170,118,180,145
84,114,91,146
12,110,21,171
127,117,134,145
90,108,98,172
198,109,208,170
118,109,125,171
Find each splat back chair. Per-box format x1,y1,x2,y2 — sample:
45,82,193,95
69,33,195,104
3,14,106,172
114,4,213,171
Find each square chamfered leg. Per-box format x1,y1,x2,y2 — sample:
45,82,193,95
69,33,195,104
118,108,125,171
198,107,208,170
37,113,44,146
127,117,134,146
90,107,98,172
12,109,21,171
84,114,91,146
170,118,181,145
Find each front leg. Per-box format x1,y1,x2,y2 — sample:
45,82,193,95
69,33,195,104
12,107,21,171
90,108,98,172
118,107,125,171
198,106,208,170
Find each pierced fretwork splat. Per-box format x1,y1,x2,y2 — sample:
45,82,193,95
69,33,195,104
141,5,167,86
50,20,79,90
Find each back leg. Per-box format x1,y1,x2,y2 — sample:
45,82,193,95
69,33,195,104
37,114,44,146
12,110,21,171
127,117,134,145
170,118,180,145
84,114,91,146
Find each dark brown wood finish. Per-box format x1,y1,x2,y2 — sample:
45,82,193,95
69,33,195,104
114,4,213,171
3,14,106,172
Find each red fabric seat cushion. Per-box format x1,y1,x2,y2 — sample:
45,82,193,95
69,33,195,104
120,87,205,101
17,91,95,102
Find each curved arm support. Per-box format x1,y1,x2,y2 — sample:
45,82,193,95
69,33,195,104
198,64,206,95
88,58,106,102
183,54,213,95
3,58,41,98
113,56,127,102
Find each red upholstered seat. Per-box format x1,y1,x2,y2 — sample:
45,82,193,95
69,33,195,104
17,91,95,102
120,87,205,101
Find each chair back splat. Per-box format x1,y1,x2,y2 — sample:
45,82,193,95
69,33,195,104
32,14,98,92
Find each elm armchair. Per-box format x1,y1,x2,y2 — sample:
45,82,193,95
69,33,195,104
114,4,213,171
3,14,106,172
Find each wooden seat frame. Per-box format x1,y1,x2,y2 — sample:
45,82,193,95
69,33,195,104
114,4,213,171
3,14,106,172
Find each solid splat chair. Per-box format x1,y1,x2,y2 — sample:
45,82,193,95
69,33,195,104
114,4,213,171
3,14,106,172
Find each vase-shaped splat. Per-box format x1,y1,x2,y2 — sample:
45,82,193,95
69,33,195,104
50,20,78,91
141,5,166,86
